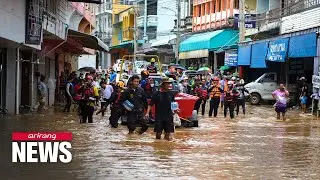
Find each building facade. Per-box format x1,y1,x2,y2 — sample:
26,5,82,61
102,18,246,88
95,0,113,69
0,0,108,114
110,0,134,64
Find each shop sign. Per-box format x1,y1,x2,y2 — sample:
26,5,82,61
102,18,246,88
234,14,256,28
225,50,238,67
25,0,44,45
266,38,289,62
312,75,320,88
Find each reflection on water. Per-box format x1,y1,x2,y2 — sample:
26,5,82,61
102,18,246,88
1,106,320,179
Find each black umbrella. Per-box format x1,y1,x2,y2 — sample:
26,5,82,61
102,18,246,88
78,67,96,72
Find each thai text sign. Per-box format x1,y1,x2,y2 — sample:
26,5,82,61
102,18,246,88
225,50,238,66
266,38,289,62
312,75,320,88
25,0,44,45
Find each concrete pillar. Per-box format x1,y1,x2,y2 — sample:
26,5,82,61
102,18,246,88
213,52,217,74
48,59,55,106
5,48,17,114
315,37,320,76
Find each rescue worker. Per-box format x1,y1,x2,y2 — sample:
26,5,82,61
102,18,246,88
140,70,154,98
74,78,85,117
120,75,149,134
194,79,208,116
79,76,99,123
224,81,239,119
236,80,249,115
109,81,125,128
147,58,158,74
208,77,223,117
145,78,177,140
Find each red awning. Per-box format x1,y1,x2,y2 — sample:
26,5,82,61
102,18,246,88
42,38,95,55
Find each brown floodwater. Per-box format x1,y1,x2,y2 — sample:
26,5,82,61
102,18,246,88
1,105,320,179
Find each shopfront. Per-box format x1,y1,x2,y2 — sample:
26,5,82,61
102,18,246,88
179,29,239,72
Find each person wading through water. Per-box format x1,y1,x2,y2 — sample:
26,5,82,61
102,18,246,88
64,76,75,112
208,77,223,117
79,76,99,123
224,81,239,119
120,75,149,134
146,78,178,140
272,84,289,121
108,81,125,128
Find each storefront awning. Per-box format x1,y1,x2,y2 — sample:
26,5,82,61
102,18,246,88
111,41,133,49
151,35,176,47
266,38,289,62
250,42,268,68
288,32,317,58
179,29,239,53
66,0,102,4
68,30,109,51
237,45,251,66
179,49,209,59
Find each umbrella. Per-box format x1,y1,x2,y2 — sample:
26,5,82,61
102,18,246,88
219,65,230,71
78,67,96,72
197,67,212,74
168,64,186,70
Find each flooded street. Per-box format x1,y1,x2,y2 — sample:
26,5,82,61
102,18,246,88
1,105,320,179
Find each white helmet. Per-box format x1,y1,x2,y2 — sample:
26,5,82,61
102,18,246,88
239,79,245,85
227,81,234,85
231,77,236,81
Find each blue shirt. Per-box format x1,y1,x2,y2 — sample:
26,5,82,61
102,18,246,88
110,72,117,82
300,96,308,104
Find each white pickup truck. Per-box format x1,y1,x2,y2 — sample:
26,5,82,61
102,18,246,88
244,72,297,105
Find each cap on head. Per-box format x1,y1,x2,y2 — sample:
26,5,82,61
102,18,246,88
162,77,173,83
150,58,156,63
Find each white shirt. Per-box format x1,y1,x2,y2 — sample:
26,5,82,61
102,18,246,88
102,85,113,99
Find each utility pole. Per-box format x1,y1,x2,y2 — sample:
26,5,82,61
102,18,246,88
176,0,181,64
143,0,148,41
239,0,245,42
238,0,245,76
99,3,103,69
133,6,138,62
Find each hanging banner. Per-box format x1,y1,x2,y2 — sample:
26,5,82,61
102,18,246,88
234,14,256,29
266,38,289,62
25,0,44,45
224,50,238,66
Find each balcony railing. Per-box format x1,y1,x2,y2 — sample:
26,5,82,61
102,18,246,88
137,15,158,28
281,0,320,17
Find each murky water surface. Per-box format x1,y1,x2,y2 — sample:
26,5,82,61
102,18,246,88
1,105,320,179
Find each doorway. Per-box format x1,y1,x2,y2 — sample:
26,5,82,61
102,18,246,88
0,48,7,109
20,51,31,106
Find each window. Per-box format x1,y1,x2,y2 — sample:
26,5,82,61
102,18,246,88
234,0,239,9
207,2,210,14
201,4,205,16
108,15,112,27
104,18,107,32
197,5,201,17
43,0,57,15
263,74,276,82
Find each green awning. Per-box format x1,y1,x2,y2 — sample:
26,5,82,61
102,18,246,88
111,40,145,49
179,29,239,52
111,41,133,49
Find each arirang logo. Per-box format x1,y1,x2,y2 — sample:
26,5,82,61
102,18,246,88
12,132,72,163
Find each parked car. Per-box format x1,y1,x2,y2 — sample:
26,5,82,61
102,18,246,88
245,72,298,105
